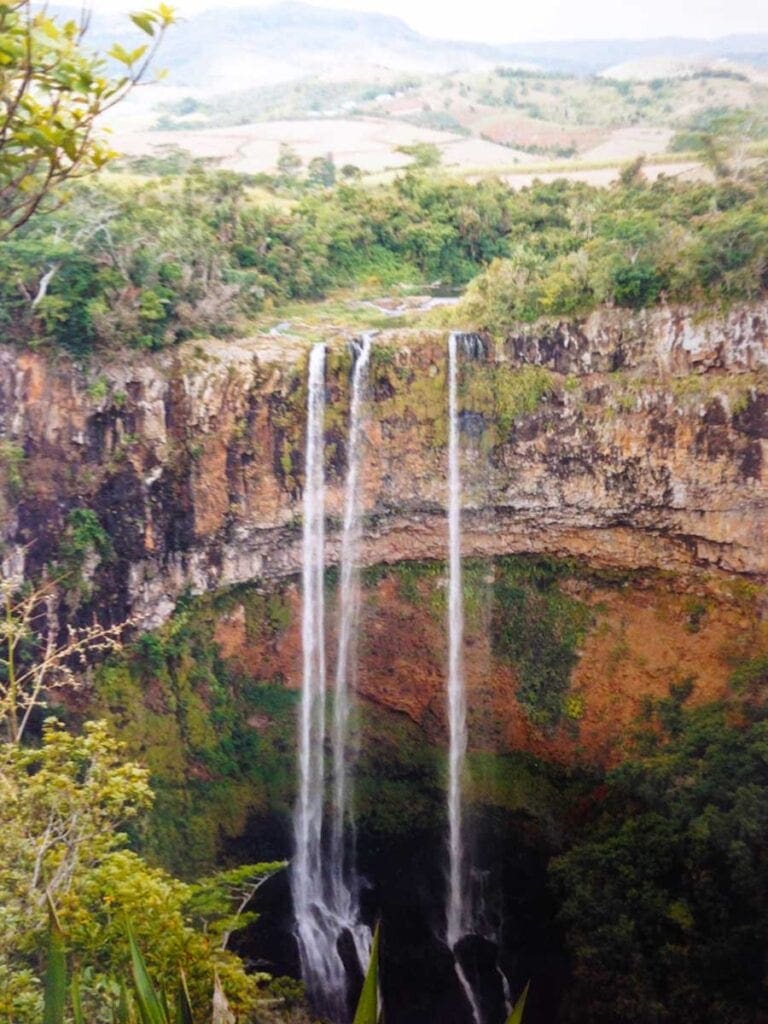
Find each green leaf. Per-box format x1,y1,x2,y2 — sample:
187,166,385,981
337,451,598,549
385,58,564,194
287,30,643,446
71,972,84,1024
116,981,132,1024
174,971,194,1024
506,981,530,1024
128,926,169,1024
130,12,156,35
108,43,134,66
353,922,380,1024
43,897,67,1024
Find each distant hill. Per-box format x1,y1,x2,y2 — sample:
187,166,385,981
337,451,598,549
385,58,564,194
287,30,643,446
64,3,768,93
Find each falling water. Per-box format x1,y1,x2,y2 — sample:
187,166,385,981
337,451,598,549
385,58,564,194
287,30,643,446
446,331,483,1024
446,329,469,950
328,333,373,972
292,338,372,1022
292,343,334,1008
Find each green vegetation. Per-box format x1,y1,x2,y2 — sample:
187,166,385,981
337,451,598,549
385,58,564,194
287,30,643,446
670,109,768,175
460,364,556,441
0,577,306,1024
355,704,443,838
0,440,24,496
3,156,767,351
92,586,299,876
0,167,515,351
0,719,269,1022
56,508,113,599
0,1,175,239
493,557,593,729
552,685,768,1023
352,923,379,1024
457,167,768,332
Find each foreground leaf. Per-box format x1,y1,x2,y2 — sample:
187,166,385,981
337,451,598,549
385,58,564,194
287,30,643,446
507,980,530,1024
174,971,194,1024
43,898,66,1024
353,922,380,1024
128,927,168,1024
71,972,84,1024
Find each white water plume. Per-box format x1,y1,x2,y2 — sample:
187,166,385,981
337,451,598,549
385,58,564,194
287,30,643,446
446,331,483,1024
328,333,373,969
292,337,372,1022
292,342,335,1008
446,329,470,950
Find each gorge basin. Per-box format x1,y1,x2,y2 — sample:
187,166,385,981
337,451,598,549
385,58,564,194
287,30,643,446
3,306,768,1021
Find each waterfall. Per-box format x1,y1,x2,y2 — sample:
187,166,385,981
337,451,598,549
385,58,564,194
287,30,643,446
446,331,483,1024
292,342,335,1008
328,333,373,972
446,329,469,949
292,337,372,1022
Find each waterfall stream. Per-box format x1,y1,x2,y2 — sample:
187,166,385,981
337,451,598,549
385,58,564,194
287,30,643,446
293,333,493,1022
446,331,484,1024
328,334,373,972
446,329,469,950
292,342,334,1008
292,338,372,1022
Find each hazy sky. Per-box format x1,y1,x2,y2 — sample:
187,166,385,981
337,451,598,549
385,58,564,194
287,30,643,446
86,0,768,43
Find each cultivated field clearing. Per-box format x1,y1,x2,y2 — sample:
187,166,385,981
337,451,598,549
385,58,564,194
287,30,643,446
498,159,710,190
580,126,674,162
112,117,531,173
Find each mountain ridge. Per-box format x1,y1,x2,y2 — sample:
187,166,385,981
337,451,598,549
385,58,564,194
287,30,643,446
52,2,768,91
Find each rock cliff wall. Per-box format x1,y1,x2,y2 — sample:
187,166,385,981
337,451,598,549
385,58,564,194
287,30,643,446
1,303,768,631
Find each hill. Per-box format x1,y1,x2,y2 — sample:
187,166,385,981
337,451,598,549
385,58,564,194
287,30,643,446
70,3,768,94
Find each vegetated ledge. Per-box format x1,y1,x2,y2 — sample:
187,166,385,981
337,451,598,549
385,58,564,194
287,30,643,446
0,300,767,630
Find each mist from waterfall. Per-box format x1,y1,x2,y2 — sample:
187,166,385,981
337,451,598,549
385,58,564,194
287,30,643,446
292,337,372,1022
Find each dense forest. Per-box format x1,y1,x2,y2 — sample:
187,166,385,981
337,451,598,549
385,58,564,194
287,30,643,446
1,153,767,353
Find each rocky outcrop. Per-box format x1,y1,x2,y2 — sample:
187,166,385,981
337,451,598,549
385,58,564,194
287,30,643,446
1,303,767,630
505,302,768,375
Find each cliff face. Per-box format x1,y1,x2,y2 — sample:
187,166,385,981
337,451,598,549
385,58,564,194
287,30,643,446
2,303,767,631
4,304,766,868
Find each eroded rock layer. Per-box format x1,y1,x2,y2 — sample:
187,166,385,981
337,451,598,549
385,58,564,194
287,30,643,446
1,304,767,631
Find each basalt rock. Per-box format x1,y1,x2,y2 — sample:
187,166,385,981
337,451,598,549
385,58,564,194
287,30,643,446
1,307,768,634
0,308,767,627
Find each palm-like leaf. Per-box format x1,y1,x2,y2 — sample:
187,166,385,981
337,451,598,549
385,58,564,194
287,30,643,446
506,981,530,1024
353,923,380,1024
43,898,66,1024
128,927,168,1024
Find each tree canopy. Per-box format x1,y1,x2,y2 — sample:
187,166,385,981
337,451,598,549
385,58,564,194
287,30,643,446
0,1,175,239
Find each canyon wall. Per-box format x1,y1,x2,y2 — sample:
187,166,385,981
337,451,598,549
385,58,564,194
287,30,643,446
3,303,767,868
1,303,767,631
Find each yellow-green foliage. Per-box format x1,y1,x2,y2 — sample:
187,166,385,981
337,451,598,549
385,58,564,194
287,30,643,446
0,719,256,1024
493,556,594,730
60,850,257,1020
